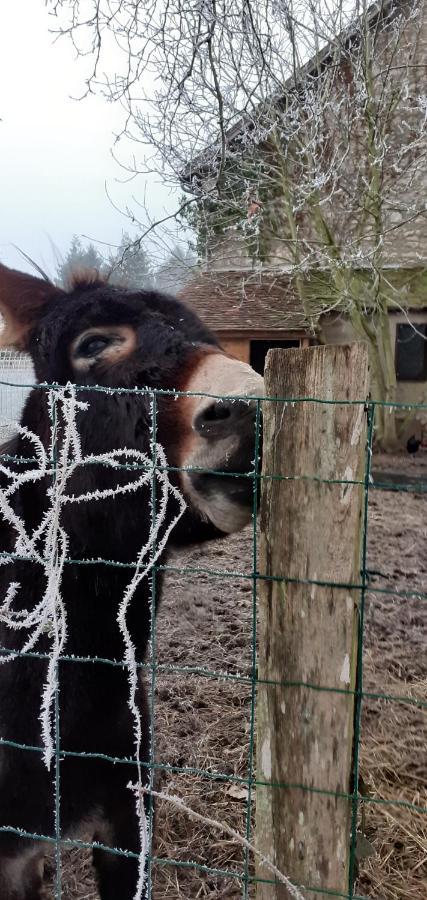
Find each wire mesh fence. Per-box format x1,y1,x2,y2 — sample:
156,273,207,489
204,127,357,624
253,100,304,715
0,351,34,441
0,373,425,900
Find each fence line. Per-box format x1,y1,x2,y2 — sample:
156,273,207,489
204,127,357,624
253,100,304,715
0,374,425,899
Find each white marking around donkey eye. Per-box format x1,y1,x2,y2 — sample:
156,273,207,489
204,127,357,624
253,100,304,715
70,324,137,372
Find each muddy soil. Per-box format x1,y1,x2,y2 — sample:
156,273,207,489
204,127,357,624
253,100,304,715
40,451,427,899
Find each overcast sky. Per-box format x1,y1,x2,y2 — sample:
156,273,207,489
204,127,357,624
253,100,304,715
0,1,176,277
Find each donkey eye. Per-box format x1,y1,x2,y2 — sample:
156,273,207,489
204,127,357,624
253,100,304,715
77,335,111,357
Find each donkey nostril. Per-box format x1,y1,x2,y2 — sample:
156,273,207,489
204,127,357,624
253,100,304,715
194,398,254,436
194,401,232,433
203,401,232,422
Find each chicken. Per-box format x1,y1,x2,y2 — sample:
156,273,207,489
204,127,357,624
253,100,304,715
406,435,422,454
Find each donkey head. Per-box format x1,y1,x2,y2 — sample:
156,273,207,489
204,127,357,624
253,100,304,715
0,263,263,538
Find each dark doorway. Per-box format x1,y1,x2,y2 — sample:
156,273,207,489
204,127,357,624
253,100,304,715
250,339,300,375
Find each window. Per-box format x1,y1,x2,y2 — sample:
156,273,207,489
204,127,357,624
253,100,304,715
395,323,427,381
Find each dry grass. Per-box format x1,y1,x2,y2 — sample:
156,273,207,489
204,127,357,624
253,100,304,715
357,660,427,900
48,666,427,900
41,453,427,898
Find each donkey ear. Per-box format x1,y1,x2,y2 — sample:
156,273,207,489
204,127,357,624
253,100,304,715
0,264,64,351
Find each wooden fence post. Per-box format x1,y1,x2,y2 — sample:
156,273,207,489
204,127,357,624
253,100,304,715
256,344,369,899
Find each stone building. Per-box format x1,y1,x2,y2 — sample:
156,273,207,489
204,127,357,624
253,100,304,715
182,271,427,416
181,0,427,438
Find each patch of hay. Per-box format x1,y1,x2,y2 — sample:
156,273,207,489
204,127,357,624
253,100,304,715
42,476,427,898
357,658,427,899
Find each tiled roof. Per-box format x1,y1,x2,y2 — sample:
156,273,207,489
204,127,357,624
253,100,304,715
181,270,316,333
181,266,427,334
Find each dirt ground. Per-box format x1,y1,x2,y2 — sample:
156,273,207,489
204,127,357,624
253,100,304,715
44,451,426,899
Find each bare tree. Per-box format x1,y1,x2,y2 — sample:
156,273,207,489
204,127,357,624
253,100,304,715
50,0,427,447
155,244,197,293
108,232,154,288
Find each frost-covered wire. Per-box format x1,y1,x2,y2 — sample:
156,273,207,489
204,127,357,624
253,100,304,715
0,382,186,900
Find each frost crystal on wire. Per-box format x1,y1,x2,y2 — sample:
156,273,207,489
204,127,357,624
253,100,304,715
0,383,186,900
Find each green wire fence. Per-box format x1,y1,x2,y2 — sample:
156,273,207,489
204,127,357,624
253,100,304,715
0,369,426,900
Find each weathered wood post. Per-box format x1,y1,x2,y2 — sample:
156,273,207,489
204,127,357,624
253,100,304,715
256,344,369,899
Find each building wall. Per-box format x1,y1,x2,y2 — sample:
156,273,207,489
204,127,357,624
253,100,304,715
219,314,427,439
268,1,427,269
220,337,250,363
321,311,427,435
219,336,305,365
205,1,427,272
208,233,251,272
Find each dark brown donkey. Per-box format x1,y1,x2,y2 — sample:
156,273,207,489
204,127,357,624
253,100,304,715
0,264,263,900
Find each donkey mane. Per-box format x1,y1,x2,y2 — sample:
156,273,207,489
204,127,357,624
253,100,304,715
61,267,109,293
